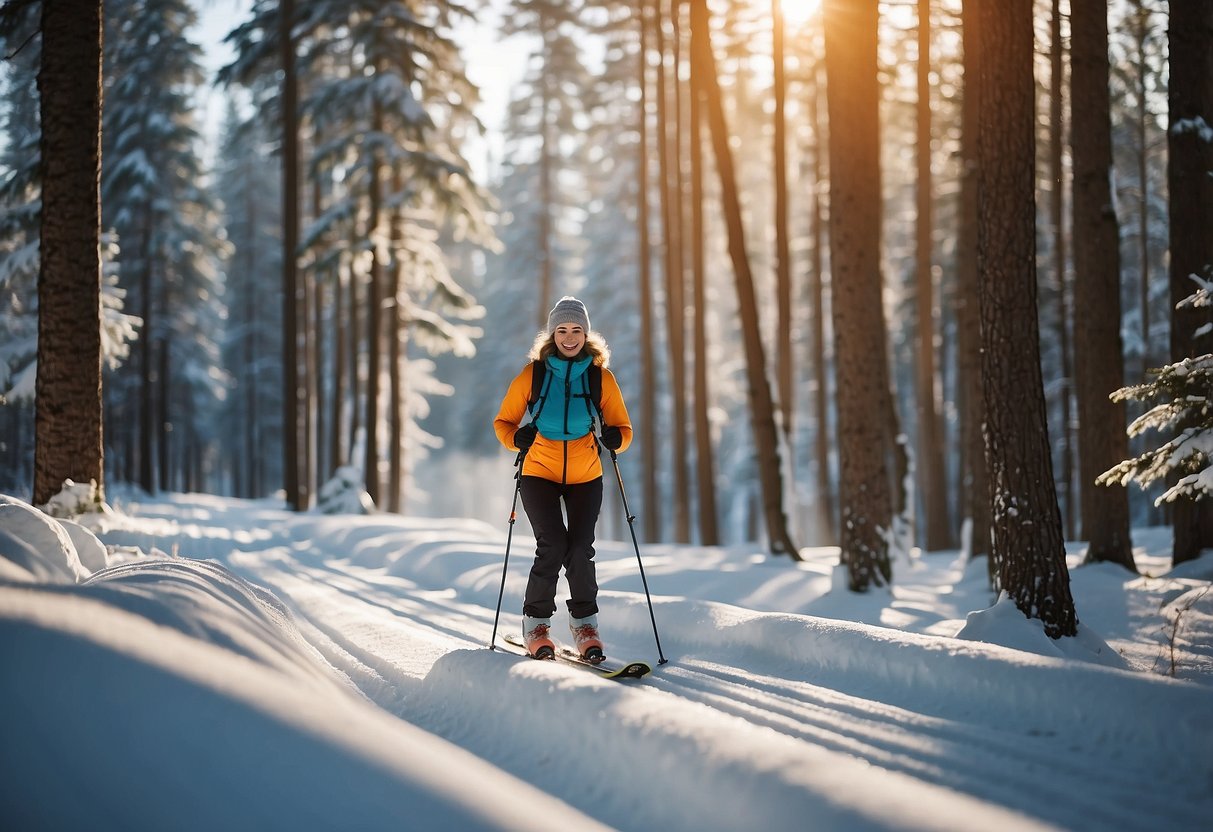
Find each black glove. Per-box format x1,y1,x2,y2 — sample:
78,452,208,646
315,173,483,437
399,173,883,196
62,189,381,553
513,424,538,450
600,425,623,451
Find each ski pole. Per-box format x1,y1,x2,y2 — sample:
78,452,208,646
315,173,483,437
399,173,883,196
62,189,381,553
489,449,526,650
607,448,668,665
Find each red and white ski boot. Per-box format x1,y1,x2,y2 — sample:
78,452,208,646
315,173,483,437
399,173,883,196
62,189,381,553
569,614,605,664
523,616,556,659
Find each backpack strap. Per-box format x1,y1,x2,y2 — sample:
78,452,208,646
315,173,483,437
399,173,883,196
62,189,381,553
527,360,553,422
588,364,603,422
575,364,605,444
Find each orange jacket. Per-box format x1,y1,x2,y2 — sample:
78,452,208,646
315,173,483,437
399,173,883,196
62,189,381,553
494,361,633,484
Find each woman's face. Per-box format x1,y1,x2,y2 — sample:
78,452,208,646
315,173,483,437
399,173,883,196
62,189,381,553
552,324,586,358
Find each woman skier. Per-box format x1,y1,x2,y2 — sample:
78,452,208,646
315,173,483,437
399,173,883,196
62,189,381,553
493,296,632,661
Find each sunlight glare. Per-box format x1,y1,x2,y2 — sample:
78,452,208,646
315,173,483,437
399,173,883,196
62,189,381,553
778,0,822,29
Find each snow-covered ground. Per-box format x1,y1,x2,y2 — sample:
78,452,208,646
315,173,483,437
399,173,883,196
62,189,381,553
2,488,1211,831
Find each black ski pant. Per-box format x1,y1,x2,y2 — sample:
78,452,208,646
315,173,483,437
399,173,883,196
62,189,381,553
520,475,603,620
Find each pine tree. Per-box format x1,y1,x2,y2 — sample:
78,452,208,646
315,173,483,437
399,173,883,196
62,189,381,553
1166,0,1213,565
653,0,690,543
956,0,990,571
1070,0,1133,570
914,0,951,552
823,0,895,586
33,0,105,506
974,0,1077,639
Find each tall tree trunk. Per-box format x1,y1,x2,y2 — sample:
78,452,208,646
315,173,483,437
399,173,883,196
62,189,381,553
773,0,793,453
691,0,798,559
1167,0,1213,566
243,178,259,497
280,0,301,510
158,340,170,490
637,0,660,542
823,0,893,587
364,104,385,507
1132,6,1151,377
975,0,1077,639
673,1,691,542
1049,0,1076,540
311,236,326,484
388,303,405,514
656,0,690,542
1070,0,1134,570
313,289,327,487
387,167,405,514
34,0,104,506
957,0,990,568
808,55,836,545
689,11,719,546
331,266,346,473
915,0,951,551
347,239,362,461
138,212,155,493
301,164,316,506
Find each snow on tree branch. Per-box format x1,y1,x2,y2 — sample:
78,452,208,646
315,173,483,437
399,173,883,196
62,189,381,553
1100,280,1213,505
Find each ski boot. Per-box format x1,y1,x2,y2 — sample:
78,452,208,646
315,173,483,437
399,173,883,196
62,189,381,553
569,614,605,664
523,616,556,660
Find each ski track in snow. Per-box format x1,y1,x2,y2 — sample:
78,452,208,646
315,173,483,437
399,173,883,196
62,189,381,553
93,496,1213,832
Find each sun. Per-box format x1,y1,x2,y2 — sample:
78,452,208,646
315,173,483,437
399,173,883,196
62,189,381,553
777,0,822,29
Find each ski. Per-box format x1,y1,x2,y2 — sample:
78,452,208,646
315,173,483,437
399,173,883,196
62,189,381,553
501,635,652,680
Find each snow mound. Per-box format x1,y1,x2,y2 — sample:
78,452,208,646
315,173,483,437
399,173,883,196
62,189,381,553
0,588,608,832
316,465,375,515
0,493,89,583
955,591,1130,669
39,477,111,518
80,557,359,697
56,517,110,572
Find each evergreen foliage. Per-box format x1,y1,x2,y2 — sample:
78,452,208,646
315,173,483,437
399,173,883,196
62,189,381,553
101,0,228,491
1099,279,1213,505
220,0,494,502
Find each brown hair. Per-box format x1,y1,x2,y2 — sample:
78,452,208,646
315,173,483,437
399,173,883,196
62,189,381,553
526,329,611,368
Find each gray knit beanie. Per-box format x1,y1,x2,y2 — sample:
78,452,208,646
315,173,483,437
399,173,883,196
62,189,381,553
547,296,591,333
